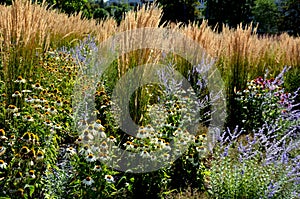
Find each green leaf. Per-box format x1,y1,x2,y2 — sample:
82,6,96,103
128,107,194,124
24,184,35,197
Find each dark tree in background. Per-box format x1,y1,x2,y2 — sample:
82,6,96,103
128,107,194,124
0,0,299,35
205,0,254,31
252,0,280,34
279,0,300,36
157,0,201,24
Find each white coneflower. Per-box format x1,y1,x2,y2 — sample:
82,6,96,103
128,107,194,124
98,130,107,139
150,154,157,161
99,153,109,161
20,146,30,155
186,154,194,162
94,165,102,172
123,141,134,150
12,91,22,98
94,119,103,129
65,147,76,158
54,124,62,130
199,133,207,142
55,99,63,106
15,172,23,181
28,170,36,179
23,115,34,122
21,132,31,143
43,119,53,127
32,83,43,90
36,150,44,161
21,89,32,93
7,105,18,113
104,175,115,183
137,127,148,139
100,141,108,149
25,97,35,103
75,137,83,145
107,135,117,143
82,130,94,141
140,150,151,159
38,97,47,104
0,146,6,156
14,76,26,83
86,153,96,162
196,146,207,154
164,142,171,151
13,112,21,118
0,129,7,141
79,145,92,155
47,106,57,114
0,160,7,169
162,153,170,161
82,176,94,186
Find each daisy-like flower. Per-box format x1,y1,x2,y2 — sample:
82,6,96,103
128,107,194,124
36,150,44,161
32,83,43,90
75,137,83,145
140,150,151,158
162,153,170,161
47,106,57,114
0,146,6,156
14,76,26,83
104,175,115,183
23,115,34,122
100,141,108,149
144,124,155,133
86,153,96,162
0,160,7,169
54,124,62,130
44,119,53,127
123,141,134,150
186,154,194,162
21,132,31,143
13,112,21,118
108,135,117,143
56,99,63,106
12,91,22,98
0,129,8,141
79,145,91,155
7,105,18,113
8,134,16,146
99,153,109,161
98,130,107,139
164,142,171,151
16,188,24,197
94,119,103,129
199,133,207,142
66,147,77,156
196,146,207,154
38,97,47,104
28,148,36,159
82,130,94,141
137,127,148,139
28,170,36,179
82,176,94,186
15,171,23,181
21,89,32,93
20,146,30,155
94,165,102,172
25,96,35,103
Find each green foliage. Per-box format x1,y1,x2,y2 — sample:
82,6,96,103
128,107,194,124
205,0,254,31
279,0,300,36
235,70,294,133
157,0,201,24
252,0,280,33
